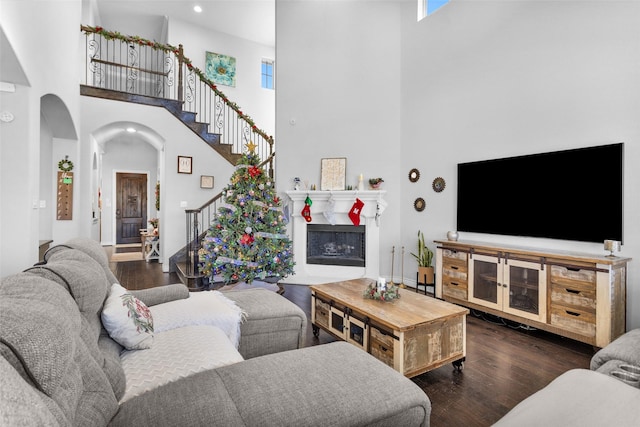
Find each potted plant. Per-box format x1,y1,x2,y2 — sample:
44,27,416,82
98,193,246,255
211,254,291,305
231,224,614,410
410,230,434,284
369,178,384,189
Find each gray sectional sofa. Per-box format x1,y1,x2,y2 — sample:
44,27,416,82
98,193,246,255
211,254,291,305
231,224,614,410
0,238,431,426
494,329,640,426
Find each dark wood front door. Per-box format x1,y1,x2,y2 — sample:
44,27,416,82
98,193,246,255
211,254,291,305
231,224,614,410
116,173,147,244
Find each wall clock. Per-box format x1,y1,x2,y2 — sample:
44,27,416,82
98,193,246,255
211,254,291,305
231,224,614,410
414,197,426,212
408,168,420,182
432,177,446,193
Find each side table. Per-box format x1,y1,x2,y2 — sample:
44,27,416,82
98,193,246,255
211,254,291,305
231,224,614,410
141,233,160,262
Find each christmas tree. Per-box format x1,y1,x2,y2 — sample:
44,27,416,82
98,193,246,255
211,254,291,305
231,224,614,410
200,149,295,284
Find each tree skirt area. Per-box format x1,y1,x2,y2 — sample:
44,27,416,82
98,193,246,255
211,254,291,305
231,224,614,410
213,277,282,294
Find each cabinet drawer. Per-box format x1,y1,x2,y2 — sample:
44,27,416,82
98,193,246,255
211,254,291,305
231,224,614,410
314,298,330,329
550,283,596,312
550,306,596,337
443,256,468,272
443,249,468,263
370,327,395,367
550,265,596,287
443,278,468,300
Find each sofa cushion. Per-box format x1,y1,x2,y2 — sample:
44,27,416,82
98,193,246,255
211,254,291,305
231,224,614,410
215,342,430,427
223,288,307,358
493,369,640,426
0,356,58,427
591,328,640,371
65,237,121,286
119,325,244,403
110,367,246,427
130,283,189,307
24,246,127,401
150,290,245,348
0,272,119,426
102,283,154,350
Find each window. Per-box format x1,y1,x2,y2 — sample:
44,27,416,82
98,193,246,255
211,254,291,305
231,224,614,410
261,59,274,90
419,0,450,19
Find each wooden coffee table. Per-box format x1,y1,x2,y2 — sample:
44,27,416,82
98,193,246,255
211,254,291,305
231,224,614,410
310,278,468,378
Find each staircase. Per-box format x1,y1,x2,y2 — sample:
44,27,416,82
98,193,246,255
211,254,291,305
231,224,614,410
80,25,274,288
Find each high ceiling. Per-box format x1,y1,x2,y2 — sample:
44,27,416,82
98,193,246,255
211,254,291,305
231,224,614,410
96,0,275,47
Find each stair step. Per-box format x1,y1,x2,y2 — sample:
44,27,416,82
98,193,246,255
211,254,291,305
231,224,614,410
176,261,207,291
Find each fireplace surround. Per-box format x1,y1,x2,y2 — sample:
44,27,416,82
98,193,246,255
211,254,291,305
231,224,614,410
281,191,386,285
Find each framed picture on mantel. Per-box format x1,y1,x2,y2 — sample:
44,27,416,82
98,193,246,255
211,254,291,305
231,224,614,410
320,157,346,191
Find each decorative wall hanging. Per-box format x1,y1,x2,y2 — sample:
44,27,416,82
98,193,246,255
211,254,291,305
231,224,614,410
414,197,426,212
432,177,446,192
320,157,346,191
178,156,192,174
408,168,420,182
57,171,73,220
200,175,214,189
58,156,74,172
205,51,236,87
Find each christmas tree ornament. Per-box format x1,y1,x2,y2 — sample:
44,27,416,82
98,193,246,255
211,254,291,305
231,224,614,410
348,198,364,226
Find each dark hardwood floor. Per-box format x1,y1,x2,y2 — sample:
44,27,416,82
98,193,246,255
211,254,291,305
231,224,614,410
108,248,594,427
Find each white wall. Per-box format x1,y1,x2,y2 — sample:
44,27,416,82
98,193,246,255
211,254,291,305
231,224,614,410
79,96,236,270
0,0,82,276
399,1,640,327
276,0,640,329
276,0,404,280
167,18,276,138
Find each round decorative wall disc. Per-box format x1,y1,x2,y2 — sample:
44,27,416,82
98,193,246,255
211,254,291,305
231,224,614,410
414,197,426,212
432,177,446,193
408,168,420,182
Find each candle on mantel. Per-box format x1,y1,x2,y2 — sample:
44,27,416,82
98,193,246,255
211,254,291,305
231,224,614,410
358,173,364,191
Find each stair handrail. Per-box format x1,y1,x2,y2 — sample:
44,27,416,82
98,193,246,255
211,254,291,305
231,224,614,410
80,25,274,168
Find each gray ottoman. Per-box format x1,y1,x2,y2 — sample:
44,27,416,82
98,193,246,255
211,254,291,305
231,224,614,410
223,288,307,359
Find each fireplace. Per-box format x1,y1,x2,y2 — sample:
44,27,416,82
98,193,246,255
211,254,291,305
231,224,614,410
307,224,365,267
281,190,386,285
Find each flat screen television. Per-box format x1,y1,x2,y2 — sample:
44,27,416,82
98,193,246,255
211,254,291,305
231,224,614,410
456,143,623,244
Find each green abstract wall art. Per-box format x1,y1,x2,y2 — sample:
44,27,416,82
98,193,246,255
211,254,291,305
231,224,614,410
205,52,236,87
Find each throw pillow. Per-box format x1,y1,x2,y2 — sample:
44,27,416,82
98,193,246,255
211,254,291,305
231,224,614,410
102,283,154,350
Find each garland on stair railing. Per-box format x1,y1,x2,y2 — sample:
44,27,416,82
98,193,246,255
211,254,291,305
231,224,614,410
81,25,273,145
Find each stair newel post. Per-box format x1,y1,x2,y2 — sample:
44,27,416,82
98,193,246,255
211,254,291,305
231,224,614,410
177,44,184,103
192,209,200,280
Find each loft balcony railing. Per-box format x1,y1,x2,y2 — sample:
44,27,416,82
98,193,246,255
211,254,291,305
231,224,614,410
80,25,274,167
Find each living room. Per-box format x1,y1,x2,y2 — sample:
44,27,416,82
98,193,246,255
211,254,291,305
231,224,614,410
1,0,640,424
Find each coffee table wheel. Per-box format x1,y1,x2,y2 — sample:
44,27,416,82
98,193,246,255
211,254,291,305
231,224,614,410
452,357,465,371
312,324,320,337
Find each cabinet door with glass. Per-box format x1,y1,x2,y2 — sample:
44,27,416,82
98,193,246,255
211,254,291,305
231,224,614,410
469,254,546,323
329,306,368,351
503,258,547,322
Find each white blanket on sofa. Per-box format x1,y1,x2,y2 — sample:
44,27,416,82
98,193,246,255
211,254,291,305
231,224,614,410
150,290,246,348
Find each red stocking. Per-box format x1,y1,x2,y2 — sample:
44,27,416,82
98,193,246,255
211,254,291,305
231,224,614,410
349,198,364,226
301,202,312,222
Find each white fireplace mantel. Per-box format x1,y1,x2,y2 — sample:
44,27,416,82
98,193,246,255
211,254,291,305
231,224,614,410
281,190,386,285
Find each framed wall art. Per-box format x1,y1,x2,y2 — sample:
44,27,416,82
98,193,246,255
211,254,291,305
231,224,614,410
178,156,192,174
205,51,236,87
200,175,214,189
320,157,346,191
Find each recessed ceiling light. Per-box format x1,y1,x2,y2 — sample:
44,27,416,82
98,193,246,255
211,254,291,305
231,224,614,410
126,127,136,133
194,5,202,13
